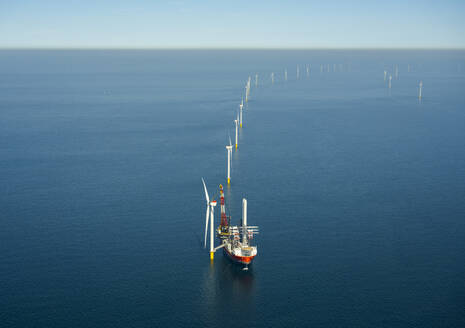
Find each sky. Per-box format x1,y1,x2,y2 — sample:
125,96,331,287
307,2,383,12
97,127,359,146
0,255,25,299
0,0,464,49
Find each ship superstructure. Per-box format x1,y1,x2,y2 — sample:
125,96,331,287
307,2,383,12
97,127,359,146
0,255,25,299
221,198,259,268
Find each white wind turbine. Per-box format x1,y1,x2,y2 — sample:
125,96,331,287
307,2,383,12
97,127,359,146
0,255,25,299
226,137,233,184
284,68,288,81
202,178,217,260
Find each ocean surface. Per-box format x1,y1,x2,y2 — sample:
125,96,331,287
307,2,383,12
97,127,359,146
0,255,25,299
1,50,464,327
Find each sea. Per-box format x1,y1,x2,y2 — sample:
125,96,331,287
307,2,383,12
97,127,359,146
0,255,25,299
1,50,464,327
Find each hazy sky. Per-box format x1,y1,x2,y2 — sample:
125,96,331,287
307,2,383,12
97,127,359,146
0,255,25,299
1,0,464,48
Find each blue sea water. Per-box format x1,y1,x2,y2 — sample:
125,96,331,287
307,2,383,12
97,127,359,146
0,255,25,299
1,50,465,327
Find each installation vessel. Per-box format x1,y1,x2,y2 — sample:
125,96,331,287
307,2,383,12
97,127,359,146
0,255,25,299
202,180,259,269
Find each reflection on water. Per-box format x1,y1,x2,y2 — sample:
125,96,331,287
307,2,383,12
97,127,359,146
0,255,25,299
217,255,255,296
201,255,256,323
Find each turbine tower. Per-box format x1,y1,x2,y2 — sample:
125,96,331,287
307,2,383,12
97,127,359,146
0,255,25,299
284,68,287,81
271,72,274,84
419,81,423,99
226,137,232,184
296,65,300,79
239,98,243,128
202,178,217,260
234,115,238,149
255,74,258,87
242,198,248,244
245,77,251,102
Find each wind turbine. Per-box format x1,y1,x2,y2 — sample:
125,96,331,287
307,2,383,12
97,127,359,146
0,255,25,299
271,72,274,84
419,80,423,100
306,64,310,78
255,74,258,87
234,115,239,149
296,65,300,79
284,68,288,81
202,178,217,260
226,137,233,184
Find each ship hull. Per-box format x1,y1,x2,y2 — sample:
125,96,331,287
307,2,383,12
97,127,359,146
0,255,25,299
223,247,255,265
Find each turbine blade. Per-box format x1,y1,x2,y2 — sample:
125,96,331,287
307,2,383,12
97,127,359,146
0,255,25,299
201,178,209,203
229,135,232,147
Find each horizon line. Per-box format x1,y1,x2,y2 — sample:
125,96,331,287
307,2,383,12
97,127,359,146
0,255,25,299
1,46,465,51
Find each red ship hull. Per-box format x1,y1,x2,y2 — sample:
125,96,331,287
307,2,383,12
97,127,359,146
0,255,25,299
223,247,255,265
